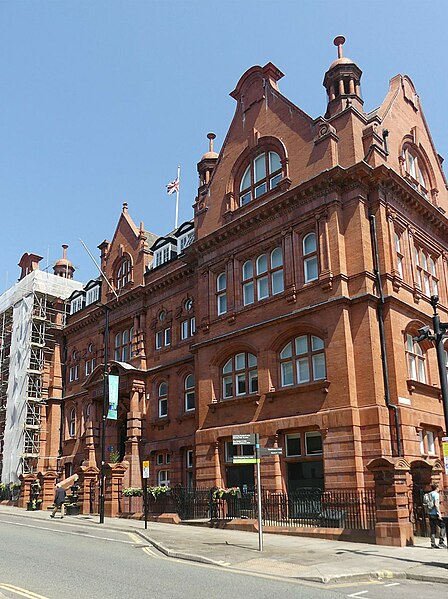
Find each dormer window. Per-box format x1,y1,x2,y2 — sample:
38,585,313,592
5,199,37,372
178,231,195,253
116,258,131,289
239,151,282,206
175,222,195,255
70,293,85,315
152,240,177,268
85,282,100,306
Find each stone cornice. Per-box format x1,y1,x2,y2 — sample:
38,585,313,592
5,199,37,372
370,164,448,235
191,292,378,351
193,164,374,257
143,263,195,297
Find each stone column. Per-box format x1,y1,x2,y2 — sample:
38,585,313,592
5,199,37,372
39,471,58,509
272,434,283,493
18,474,36,509
213,441,222,487
78,465,100,515
367,457,413,547
123,382,143,489
105,462,127,518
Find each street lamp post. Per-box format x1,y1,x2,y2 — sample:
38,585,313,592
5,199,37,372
99,304,110,524
413,295,448,434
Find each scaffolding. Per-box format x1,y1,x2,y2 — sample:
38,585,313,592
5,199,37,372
0,270,82,483
0,308,13,477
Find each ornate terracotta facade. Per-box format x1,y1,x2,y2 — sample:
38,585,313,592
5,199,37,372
11,39,447,545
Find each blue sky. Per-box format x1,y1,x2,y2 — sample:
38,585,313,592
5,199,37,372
0,0,446,288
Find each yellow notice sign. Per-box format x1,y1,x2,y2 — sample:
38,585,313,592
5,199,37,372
142,460,150,479
442,437,448,474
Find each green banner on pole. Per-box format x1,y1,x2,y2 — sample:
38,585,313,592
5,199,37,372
107,374,119,420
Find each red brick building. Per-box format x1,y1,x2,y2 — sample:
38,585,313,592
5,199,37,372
57,37,447,511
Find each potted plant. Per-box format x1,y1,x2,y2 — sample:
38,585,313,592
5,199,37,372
26,480,42,511
122,487,144,497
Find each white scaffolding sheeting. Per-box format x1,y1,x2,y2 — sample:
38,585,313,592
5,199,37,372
0,270,82,484
2,294,33,483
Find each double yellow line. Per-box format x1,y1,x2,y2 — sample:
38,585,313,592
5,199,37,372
0,583,49,599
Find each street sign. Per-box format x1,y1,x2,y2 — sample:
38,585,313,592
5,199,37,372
442,437,448,475
232,456,259,464
232,433,256,445
142,460,150,479
260,447,283,457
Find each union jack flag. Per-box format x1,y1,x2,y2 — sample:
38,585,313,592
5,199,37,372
166,178,179,195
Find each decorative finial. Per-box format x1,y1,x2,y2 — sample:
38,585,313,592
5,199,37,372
122,202,128,213
333,35,346,59
62,244,68,259
207,132,216,153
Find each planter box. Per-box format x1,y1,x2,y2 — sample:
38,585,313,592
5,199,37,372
65,503,81,516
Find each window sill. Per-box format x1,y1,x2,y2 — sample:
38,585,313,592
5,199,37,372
406,379,441,398
151,417,170,430
223,178,291,222
208,394,261,412
176,411,196,424
266,380,330,401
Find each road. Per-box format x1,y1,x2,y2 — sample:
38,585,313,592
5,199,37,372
0,515,444,599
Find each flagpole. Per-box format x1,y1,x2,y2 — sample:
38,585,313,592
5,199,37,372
175,165,180,229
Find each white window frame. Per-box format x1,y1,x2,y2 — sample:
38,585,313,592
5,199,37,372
70,295,84,314
85,285,100,306
184,373,195,412
154,245,173,268
155,330,163,350
305,431,323,455
157,470,170,487
303,232,318,283
68,407,76,437
178,231,195,253
158,382,168,418
164,327,171,346
426,430,435,455
217,272,227,315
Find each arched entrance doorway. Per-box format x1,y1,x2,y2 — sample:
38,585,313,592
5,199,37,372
409,458,442,537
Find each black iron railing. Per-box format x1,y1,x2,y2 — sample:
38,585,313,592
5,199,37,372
135,486,376,531
261,488,376,530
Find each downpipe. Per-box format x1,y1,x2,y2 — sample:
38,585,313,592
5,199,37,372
369,209,402,456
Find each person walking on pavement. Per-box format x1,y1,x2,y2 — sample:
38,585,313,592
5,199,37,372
50,483,66,519
425,482,446,549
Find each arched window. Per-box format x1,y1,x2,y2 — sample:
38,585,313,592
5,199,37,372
242,248,284,306
68,407,76,437
402,146,429,198
239,151,282,206
280,335,326,387
406,333,426,383
222,353,258,399
116,258,132,289
184,374,195,411
217,272,227,315
114,327,134,361
158,382,168,417
303,233,318,283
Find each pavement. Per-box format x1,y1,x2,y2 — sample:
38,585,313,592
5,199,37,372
1,504,448,585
